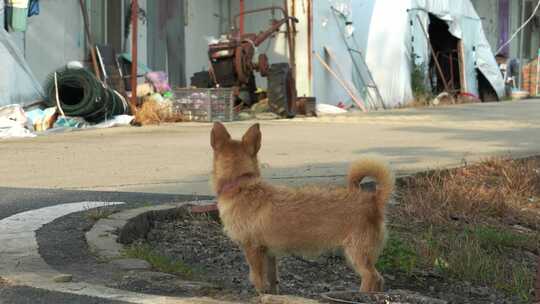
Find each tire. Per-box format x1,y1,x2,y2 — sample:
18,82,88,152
268,63,296,118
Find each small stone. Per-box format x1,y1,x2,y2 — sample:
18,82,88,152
110,258,152,271
53,274,73,283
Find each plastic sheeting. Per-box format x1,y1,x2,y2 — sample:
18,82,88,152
313,0,505,109
0,1,5,26
0,27,45,107
365,0,505,107
0,104,35,139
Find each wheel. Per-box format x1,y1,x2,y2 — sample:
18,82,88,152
267,63,296,118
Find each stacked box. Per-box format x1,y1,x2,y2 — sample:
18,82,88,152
172,88,235,122
522,59,539,96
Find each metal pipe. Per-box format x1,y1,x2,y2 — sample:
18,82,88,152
307,0,313,95
239,0,245,35
234,6,288,30
252,16,299,47
518,0,526,89
130,0,138,109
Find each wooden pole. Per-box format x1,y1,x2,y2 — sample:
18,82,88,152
324,46,375,109
79,0,102,82
130,0,138,109
314,52,367,112
416,15,451,93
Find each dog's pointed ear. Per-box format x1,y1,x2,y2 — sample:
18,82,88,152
242,123,261,155
211,122,231,150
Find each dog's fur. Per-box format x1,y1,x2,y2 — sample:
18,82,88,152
210,122,394,294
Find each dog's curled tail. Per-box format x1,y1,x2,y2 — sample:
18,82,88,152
347,158,395,209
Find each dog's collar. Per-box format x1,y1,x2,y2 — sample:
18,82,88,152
218,173,257,196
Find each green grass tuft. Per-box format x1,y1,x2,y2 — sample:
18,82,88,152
414,226,535,303
377,233,417,274
123,243,193,277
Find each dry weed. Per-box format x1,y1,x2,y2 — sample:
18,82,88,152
133,99,184,126
399,157,540,227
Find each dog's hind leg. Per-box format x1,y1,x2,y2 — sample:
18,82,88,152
344,240,384,292
243,245,277,294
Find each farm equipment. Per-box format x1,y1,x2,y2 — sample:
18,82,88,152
206,6,299,117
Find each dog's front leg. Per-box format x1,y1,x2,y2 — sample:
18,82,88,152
243,245,274,294
265,255,279,294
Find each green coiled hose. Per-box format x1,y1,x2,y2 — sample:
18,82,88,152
45,68,129,123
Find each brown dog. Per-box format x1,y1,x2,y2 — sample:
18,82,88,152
210,122,394,294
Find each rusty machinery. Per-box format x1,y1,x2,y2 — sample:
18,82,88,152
207,6,299,117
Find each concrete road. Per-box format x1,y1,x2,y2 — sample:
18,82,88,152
0,188,207,304
0,99,539,304
1,100,539,196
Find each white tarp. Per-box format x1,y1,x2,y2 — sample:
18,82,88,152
365,0,505,107
0,27,45,107
312,0,505,109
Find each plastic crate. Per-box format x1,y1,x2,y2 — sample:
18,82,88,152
172,88,235,122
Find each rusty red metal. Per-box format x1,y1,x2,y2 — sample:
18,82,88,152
233,6,287,30
307,0,313,92
209,6,298,86
257,54,270,77
239,0,245,36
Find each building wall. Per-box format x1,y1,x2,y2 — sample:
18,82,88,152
311,0,376,106
22,0,85,84
471,0,540,61
184,0,224,81
470,0,500,53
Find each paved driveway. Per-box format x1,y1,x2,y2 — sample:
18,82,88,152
1,100,539,195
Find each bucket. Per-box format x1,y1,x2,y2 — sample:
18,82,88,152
511,90,530,100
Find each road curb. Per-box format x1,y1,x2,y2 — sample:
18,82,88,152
86,200,215,261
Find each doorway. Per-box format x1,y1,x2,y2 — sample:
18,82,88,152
427,14,462,95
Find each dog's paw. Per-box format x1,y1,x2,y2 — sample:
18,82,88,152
256,283,279,295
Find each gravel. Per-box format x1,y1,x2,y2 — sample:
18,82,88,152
140,213,517,304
